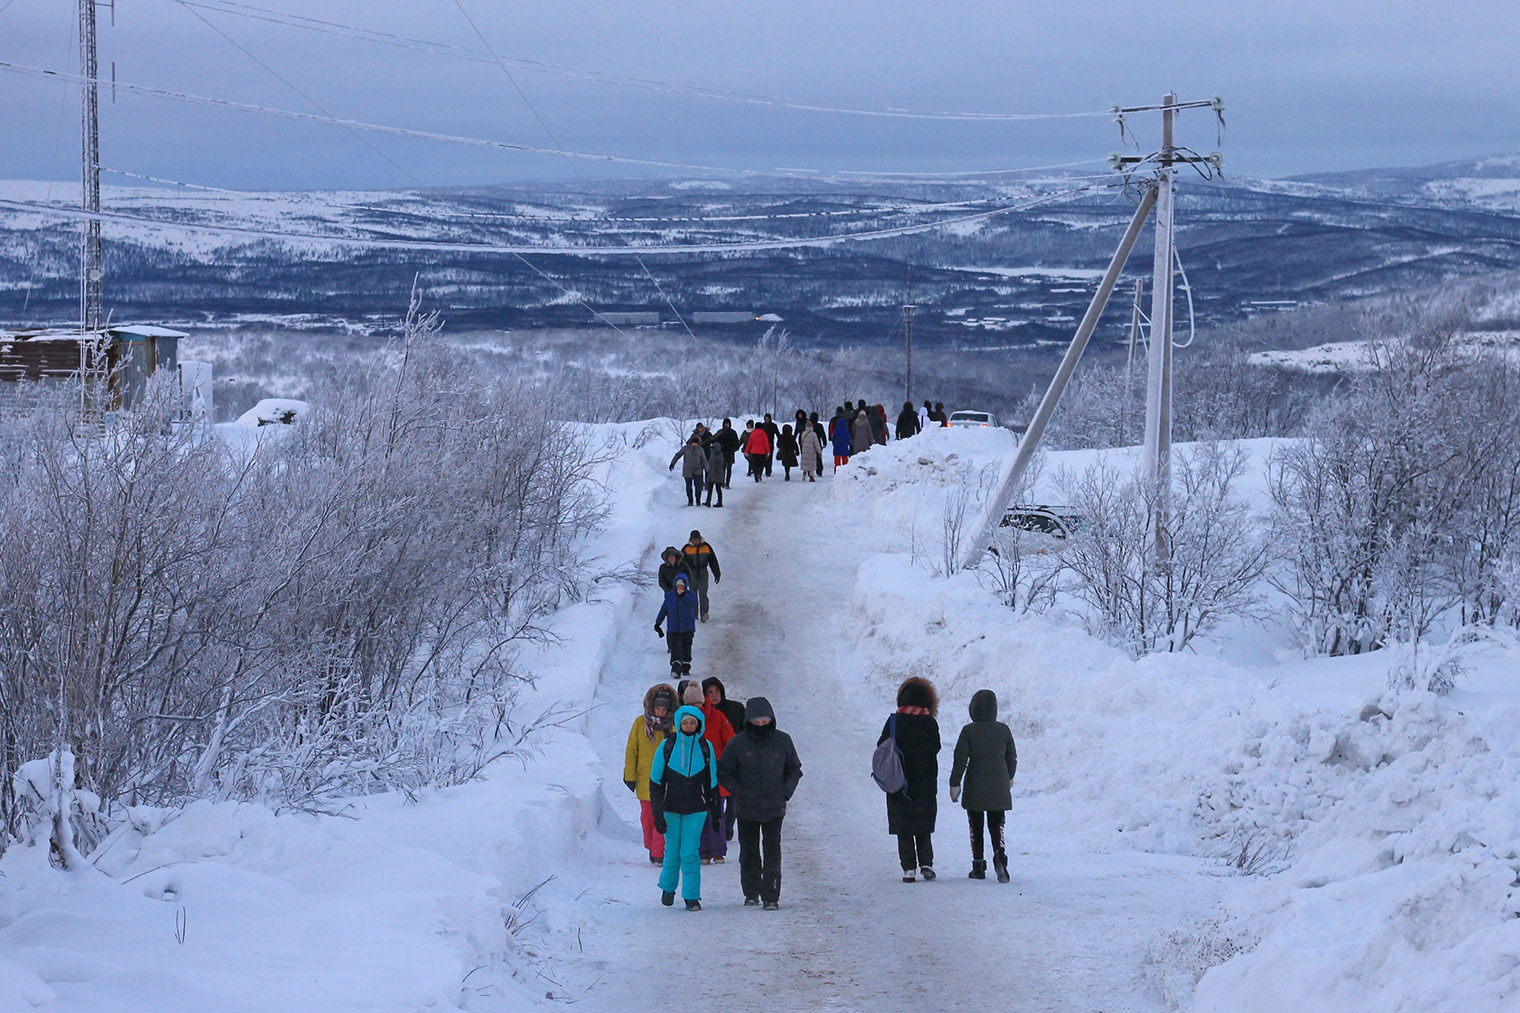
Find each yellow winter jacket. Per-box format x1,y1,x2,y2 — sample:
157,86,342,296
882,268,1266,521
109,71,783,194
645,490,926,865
624,684,675,801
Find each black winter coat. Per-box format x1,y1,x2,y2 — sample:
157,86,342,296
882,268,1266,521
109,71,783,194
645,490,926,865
717,697,802,822
715,426,740,463
949,690,1017,812
777,432,800,468
896,408,920,440
657,548,692,593
879,711,940,835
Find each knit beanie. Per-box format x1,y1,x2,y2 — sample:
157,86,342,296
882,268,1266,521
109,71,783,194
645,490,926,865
682,683,703,708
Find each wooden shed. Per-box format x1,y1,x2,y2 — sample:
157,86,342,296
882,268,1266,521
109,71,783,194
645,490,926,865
0,324,187,410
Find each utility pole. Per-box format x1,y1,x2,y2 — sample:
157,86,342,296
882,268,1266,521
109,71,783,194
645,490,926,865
1143,93,1176,567
79,0,104,333
958,93,1222,574
903,262,914,403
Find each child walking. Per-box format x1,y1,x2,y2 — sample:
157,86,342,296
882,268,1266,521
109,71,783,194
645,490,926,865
948,689,1017,883
649,704,720,910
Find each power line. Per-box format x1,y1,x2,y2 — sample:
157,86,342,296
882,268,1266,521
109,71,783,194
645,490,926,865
0,183,1107,256
175,0,1114,124
447,0,698,340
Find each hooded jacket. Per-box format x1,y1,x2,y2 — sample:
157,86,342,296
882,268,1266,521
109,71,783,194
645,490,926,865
850,412,874,459
798,427,824,472
701,677,746,735
649,705,719,819
623,683,676,802
949,689,1018,812
658,547,692,593
657,580,700,633
717,697,803,822
896,406,921,440
777,430,800,467
703,444,727,483
830,415,852,457
715,424,740,462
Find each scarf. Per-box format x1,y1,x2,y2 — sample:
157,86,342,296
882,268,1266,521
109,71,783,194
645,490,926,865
896,706,930,716
645,710,673,742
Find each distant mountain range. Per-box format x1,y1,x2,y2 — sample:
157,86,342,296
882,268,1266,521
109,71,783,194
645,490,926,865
2,155,1518,349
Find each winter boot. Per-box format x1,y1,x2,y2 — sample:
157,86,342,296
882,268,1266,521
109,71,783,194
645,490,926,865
994,853,1010,883
901,869,916,883
744,897,761,907
763,900,779,911
661,891,675,907
920,866,937,881
969,860,987,880
685,899,702,911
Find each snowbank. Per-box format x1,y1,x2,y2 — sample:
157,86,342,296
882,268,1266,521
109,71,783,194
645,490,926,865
0,418,681,1011
842,428,1520,1010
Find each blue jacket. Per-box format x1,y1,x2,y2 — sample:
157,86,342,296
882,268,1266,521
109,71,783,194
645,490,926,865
657,586,700,634
830,416,851,456
649,705,718,817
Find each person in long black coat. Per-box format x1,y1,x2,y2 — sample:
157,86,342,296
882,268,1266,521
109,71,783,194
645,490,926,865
878,676,941,882
949,689,1018,882
717,697,803,909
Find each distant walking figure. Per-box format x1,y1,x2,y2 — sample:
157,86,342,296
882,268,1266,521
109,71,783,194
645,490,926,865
703,441,726,507
681,529,722,622
896,400,921,440
743,420,772,482
655,572,699,676
798,423,823,481
670,436,707,506
850,410,874,462
777,424,800,481
879,677,941,882
949,689,1018,883
830,410,852,469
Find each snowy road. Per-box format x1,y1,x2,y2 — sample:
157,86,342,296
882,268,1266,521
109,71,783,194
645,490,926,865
573,464,1219,1011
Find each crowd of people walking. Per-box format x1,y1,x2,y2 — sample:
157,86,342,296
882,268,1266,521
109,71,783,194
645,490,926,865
629,401,1008,915
668,399,953,500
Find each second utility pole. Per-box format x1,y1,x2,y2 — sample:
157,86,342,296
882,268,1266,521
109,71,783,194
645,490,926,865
1142,92,1176,568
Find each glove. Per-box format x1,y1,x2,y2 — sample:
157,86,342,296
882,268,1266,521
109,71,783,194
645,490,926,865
623,779,636,794
708,805,721,832
654,625,665,639
653,814,667,835
950,786,962,804
713,575,720,584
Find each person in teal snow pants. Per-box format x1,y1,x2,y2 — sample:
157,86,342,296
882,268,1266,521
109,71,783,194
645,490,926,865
649,704,721,911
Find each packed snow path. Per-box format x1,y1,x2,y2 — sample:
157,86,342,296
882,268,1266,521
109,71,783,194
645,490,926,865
576,466,1218,1010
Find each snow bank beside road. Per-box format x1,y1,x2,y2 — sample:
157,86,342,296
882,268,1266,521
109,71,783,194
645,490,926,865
0,418,678,1011
843,426,1520,1010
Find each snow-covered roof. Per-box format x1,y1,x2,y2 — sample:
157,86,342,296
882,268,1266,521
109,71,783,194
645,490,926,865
108,324,189,339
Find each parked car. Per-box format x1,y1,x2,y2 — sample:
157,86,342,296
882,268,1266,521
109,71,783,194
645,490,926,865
999,505,1082,539
949,409,1000,429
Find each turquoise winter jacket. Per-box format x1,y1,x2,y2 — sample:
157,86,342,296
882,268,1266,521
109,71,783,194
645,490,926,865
649,705,718,817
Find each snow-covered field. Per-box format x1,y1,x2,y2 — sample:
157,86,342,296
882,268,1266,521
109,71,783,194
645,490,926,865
3,420,1517,1010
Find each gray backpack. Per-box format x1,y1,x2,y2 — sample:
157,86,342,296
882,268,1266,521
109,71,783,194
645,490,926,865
871,714,908,795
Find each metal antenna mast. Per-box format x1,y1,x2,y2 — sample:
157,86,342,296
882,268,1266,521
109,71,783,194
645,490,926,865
79,0,104,332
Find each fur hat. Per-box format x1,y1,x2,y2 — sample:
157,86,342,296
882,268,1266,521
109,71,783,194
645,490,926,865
896,676,938,715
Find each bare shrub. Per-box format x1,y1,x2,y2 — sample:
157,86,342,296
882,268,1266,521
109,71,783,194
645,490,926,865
1059,444,1268,655
0,294,615,856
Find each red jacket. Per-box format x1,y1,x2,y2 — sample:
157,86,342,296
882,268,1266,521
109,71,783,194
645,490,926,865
743,428,771,455
702,702,736,795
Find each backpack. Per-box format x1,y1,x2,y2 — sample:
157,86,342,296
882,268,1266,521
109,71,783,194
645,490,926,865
871,714,909,795
662,734,713,775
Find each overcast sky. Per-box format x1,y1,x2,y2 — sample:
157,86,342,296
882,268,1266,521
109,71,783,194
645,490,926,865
3,0,1517,190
